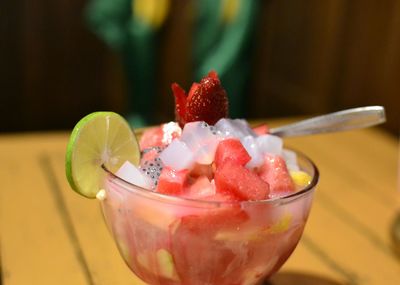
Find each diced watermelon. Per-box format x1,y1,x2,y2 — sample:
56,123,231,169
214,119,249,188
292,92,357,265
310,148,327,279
140,126,164,150
252,124,269,136
259,154,295,197
157,167,189,195
175,207,249,234
214,139,251,168
170,207,249,284
184,176,215,199
184,176,240,202
140,148,159,165
139,123,181,150
215,160,270,201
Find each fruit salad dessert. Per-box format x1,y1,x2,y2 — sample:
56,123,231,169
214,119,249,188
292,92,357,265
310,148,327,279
65,71,318,285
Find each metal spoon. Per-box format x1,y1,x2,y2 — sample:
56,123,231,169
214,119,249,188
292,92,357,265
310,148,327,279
269,106,386,137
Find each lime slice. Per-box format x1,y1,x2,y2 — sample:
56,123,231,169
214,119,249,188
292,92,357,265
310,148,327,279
65,112,140,198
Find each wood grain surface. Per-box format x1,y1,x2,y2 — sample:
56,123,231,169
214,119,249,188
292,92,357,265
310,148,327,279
1,121,399,285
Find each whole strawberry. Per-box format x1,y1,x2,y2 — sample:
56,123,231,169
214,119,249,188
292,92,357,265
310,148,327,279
171,70,229,127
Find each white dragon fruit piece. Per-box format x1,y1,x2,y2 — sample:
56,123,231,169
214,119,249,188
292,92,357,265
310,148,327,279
116,161,154,190
241,136,264,168
180,121,220,165
215,118,256,139
159,139,195,170
140,147,164,187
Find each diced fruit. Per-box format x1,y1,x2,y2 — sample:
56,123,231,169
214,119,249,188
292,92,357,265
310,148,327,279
139,126,163,150
184,176,215,199
116,161,154,189
214,227,263,241
140,147,163,163
266,213,292,234
139,122,181,150
252,124,269,136
290,170,312,188
137,252,150,270
171,70,229,126
65,112,140,198
214,139,251,168
140,156,163,187
215,160,270,201
170,207,249,284
157,167,189,195
116,238,131,265
259,155,295,197
133,199,180,231
175,207,249,235
156,249,180,281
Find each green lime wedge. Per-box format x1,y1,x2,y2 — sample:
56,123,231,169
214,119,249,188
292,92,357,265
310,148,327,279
65,112,140,198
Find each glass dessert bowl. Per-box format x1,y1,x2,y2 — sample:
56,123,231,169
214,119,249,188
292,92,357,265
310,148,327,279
99,150,318,285
65,72,385,285
64,72,331,285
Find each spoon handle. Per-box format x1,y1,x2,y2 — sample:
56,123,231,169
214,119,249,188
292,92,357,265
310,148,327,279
269,106,386,137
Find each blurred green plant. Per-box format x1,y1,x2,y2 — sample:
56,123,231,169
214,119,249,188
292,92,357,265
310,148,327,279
86,0,259,126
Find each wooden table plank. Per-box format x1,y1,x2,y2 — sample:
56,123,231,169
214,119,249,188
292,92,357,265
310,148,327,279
280,128,400,284
0,134,89,285
47,152,147,285
281,239,349,283
285,130,399,247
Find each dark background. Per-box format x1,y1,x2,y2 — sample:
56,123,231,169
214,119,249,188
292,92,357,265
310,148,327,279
1,0,399,135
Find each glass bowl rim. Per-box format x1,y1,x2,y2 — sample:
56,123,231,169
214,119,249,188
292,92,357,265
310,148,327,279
101,148,319,207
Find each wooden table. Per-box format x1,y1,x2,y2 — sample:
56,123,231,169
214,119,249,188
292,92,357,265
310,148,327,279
1,120,399,285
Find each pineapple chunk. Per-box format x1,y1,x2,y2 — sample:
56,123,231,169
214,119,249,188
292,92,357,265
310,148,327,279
290,170,312,188
156,249,180,281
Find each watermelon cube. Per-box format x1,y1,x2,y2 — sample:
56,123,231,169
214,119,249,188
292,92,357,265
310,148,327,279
170,207,249,284
252,123,269,136
185,176,215,199
259,154,295,197
215,160,270,201
157,167,189,195
139,122,181,150
214,139,251,168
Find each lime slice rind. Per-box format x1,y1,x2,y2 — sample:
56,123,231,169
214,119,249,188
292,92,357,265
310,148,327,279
65,112,140,198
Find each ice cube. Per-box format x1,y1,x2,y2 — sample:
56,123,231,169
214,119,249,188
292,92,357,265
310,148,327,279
180,121,217,148
116,161,154,189
241,136,264,168
282,149,299,171
180,121,219,164
215,118,256,139
256,134,283,155
194,141,219,164
159,139,195,170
